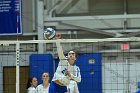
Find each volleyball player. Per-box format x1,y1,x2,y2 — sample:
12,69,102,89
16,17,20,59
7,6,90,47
49,42,81,93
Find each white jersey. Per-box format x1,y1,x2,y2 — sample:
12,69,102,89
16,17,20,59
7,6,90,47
52,42,81,85
27,86,36,93
67,80,79,93
52,60,81,82
36,84,50,93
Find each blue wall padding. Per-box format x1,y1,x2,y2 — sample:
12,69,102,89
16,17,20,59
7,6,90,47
29,54,53,84
55,53,102,93
29,53,102,93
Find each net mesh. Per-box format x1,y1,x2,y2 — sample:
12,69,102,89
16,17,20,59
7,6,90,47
0,38,140,93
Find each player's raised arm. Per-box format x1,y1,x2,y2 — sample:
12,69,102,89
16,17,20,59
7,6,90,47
56,41,66,61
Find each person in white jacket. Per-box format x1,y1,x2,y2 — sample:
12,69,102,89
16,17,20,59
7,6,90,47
49,41,81,93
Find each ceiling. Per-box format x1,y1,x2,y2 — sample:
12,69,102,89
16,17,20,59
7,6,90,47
44,0,140,39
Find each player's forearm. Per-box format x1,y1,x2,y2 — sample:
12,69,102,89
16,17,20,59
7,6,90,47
56,42,66,60
70,74,81,83
65,71,81,82
72,77,81,83
71,67,81,83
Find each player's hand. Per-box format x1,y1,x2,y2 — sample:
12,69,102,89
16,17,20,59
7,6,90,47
56,33,61,39
65,71,71,77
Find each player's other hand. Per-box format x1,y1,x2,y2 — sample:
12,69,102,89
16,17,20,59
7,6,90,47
65,71,71,77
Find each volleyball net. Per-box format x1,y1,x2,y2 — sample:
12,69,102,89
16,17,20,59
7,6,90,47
1,38,140,93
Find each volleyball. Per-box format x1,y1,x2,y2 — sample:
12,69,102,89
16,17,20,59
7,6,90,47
43,27,56,40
